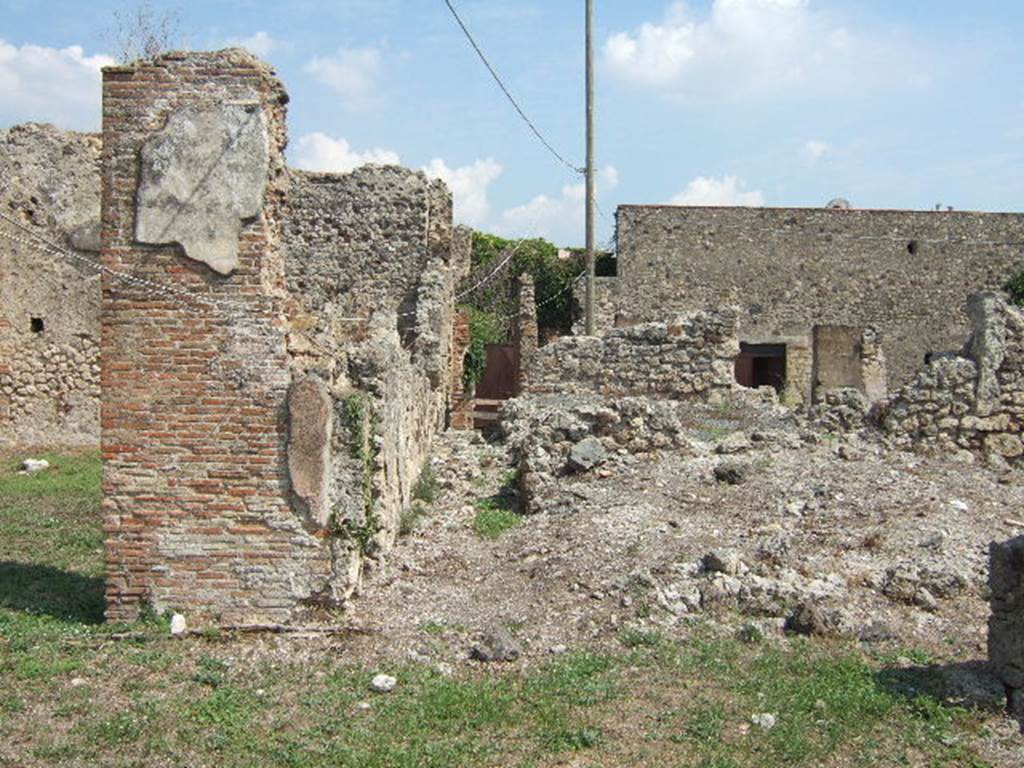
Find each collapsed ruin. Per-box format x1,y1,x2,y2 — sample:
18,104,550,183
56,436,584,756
100,50,468,623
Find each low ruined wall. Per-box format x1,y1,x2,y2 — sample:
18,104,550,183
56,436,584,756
615,205,1024,389
880,292,1024,463
0,123,102,446
526,308,739,400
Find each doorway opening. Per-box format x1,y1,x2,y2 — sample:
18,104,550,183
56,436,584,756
734,342,787,394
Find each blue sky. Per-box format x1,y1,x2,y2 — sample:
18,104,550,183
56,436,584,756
1,0,1021,245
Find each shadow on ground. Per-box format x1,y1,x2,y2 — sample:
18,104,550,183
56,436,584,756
0,561,105,624
876,658,1021,732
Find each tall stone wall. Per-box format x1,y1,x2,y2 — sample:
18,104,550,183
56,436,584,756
0,124,102,446
526,308,739,401
614,206,1024,389
101,50,462,624
880,292,1024,464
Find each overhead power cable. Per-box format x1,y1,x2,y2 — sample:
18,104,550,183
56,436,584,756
443,0,584,176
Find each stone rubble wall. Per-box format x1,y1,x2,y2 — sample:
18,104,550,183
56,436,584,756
525,308,740,401
0,124,102,446
101,49,463,625
879,292,1024,464
284,166,466,577
614,205,1024,389
514,273,538,393
571,275,618,336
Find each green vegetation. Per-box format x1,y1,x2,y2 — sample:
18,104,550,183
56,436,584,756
333,394,381,552
1004,270,1024,306
0,452,1005,767
471,495,521,539
460,305,504,390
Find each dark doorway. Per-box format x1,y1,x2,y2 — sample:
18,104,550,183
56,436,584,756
735,343,786,394
475,344,519,401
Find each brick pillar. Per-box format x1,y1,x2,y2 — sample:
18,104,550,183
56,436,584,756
101,51,328,624
449,309,473,429
514,273,538,393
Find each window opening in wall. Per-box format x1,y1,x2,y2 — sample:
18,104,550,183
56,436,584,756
734,342,786,394
30,317,44,334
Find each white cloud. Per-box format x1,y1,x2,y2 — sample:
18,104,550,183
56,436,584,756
422,158,503,227
669,175,765,206
802,139,831,162
223,32,281,58
293,132,400,173
498,166,619,245
605,1,926,99
0,40,113,130
305,46,382,108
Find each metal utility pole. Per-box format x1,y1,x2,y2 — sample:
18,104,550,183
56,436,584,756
584,0,596,335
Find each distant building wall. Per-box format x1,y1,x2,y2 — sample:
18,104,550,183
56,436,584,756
614,206,1024,400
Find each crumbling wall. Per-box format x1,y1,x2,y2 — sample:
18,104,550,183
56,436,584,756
283,166,464,559
614,205,1024,389
0,124,102,446
527,308,739,401
880,292,1024,464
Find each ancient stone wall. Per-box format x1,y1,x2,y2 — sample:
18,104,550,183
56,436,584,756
449,310,473,429
0,124,102,446
101,50,462,624
571,276,617,336
526,308,739,401
880,292,1024,464
514,273,538,393
614,206,1024,390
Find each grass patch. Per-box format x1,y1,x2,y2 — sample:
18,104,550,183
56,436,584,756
472,496,521,539
0,451,1005,767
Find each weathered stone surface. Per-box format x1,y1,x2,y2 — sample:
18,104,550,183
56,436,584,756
471,629,521,663
880,292,1024,465
288,376,333,528
989,536,1024,691
136,104,270,275
0,124,101,447
527,308,740,401
567,437,608,473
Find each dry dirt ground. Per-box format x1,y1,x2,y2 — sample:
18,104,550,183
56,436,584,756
353,423,1023,664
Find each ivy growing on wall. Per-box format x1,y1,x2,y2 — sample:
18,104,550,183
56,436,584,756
458,231,614,389
460,306,503,390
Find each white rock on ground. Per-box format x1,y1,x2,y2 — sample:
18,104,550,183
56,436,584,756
169,613,187,636
371,674,397,693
